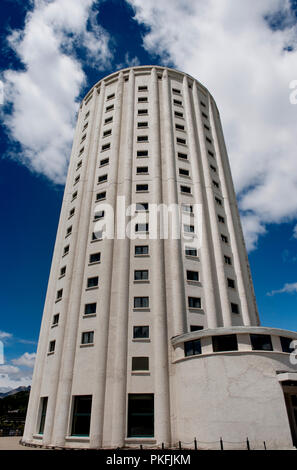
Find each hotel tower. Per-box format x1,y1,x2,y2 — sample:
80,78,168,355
23,66,297,449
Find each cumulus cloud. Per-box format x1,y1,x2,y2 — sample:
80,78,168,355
11,352,36,368
127,0,297,250
267,281,297,296
2,0,112,184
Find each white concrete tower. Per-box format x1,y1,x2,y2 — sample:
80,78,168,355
23,66,297,450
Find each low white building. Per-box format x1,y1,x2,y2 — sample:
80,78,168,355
22,66,297,450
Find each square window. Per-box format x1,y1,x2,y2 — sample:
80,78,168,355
89,252,101,264
96,191,106,201
101,143,110,151
188,297,201,309
184,339,201,356
250,334,273,351
212,334,238,352
185,246,197,257
103,129,112,137
81,331,94,345
84,303,96,315
184,224,195,233
134,297,149,308
133,326,149,339
187,270,199,282
98,174,108,183
100,158,109,166
87,276,99,288
224,255,232,265
227,278,235,288
104,116,113,124
280,336,295,353
132,357,149,371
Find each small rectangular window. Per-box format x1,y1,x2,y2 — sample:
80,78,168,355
190,325,203,332
87,276,99,288
60,266,66,277
89,253,101,264
134,270,149,281
173,99,182,106
174,111,183,118
98,174,108,183
135,245,149,256
208,150,215,158
49,340,56,353
137,150,148,157
185,246,197,257
66,226,72,236
52,313,59,325
187,270,199,282
76,160,82,170
138,109,148,115
107,93,115,100
206,137,212,144
104,116,113,124
218,215,225,223
94,210,104,220
136,202,149,211
101,143,110,151
204,124,210,131
221,234,228,243
81,331,94,345
137,121,148,128
132,357,149,371
85,111,90,119
100,157,109,166
138,86,148,91
133,326,149,339
172,88,181,94
200,101,206,108
138,96,148,103
74,175,80,185
181,185,191,194
136,184,148,192
184,339,201,357
179,168,189,176
56,289,63,300
92,231,102,241
106,104,114,112
96,191,106,201
202,112,208,119
224,255,232,265
177,137,186,145
72,191,78,201
63,245,69,256
184,224,195,233
231,302,239,314
103,129,112,137
84,303,96,315
250,334,273,351
134,297,149,308
178,152,188,160
188,297,201,309
175,124,185,131
210,165,217,172
227,278,235,289
215,197,222,206
136,166,148,174
137,135,148,142
213,180,219,188
212,334,238,352
280,336,295,353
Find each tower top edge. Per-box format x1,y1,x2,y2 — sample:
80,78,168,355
80,65,216,108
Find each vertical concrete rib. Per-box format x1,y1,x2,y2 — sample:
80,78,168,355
150,67,171,445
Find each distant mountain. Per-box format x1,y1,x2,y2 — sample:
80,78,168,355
0,386,30,399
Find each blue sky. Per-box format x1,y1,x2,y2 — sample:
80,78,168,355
0,0,296,390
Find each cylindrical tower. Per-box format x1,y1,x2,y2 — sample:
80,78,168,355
23,66,297,450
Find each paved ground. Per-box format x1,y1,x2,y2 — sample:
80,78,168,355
0,437,41,450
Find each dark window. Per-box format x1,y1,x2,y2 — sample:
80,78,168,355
173,99,182,106
106,105,114,112
74,175,80,184
215,197,222,205
137,150,148,157
212,334,238,352
137,135,148,142
138,109,148,115
52,313,59,325
224,255,232,265
185,247,197,257
172,88,181,94
138,121,148,128
84,303,96,315
184,339,201,356
200,101,206,108
187,270,199,282
184,224,195,233
60,266,66,276
132,357,149,371
69,208,75,218
92,230,102,241
280,336,295,353
103,129,112,137
49,340,56,353
63,245,69,255
208,150,214,157
98,174,108,183
250,334,273,351
96,191,106,201
87,276,98,288
135,245,149,255
210,165,216,172
71,396,92,437
66,226,72,236
94,210,105,220
181,185,191,194
89,253,101,264
218,215,225,223
136,166,148,174
204,124,210,131
227,278,235,289
231,303,239,314
127,394,154,438
134,297,149,308
107,93,115,100
206,137,212,144
101,143,110,151
188,297,201,309
133,326,149,339
190,325,203,332
221,234,228,243
138,96,148,102
104,116,113,124
175,111,183,118
81,331,94,344
177,137,186,145
100,157,109,166
134,270,149,281
138,86,148,91
136,184,148,192
176,124,185,131
202,112,208,119
179,168,189,176
56,289,63,300
178,152,188,160
38,397,48,435
72,191,78,200
213,180,219,188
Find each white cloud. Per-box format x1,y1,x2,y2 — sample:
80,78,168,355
127,0,297,250
0,373,32,391
2,0,112,184
0,365,20,375
0,331,12,340
11,352,36,368
267,282,297,296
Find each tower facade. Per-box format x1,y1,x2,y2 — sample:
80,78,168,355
23,66,297,449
